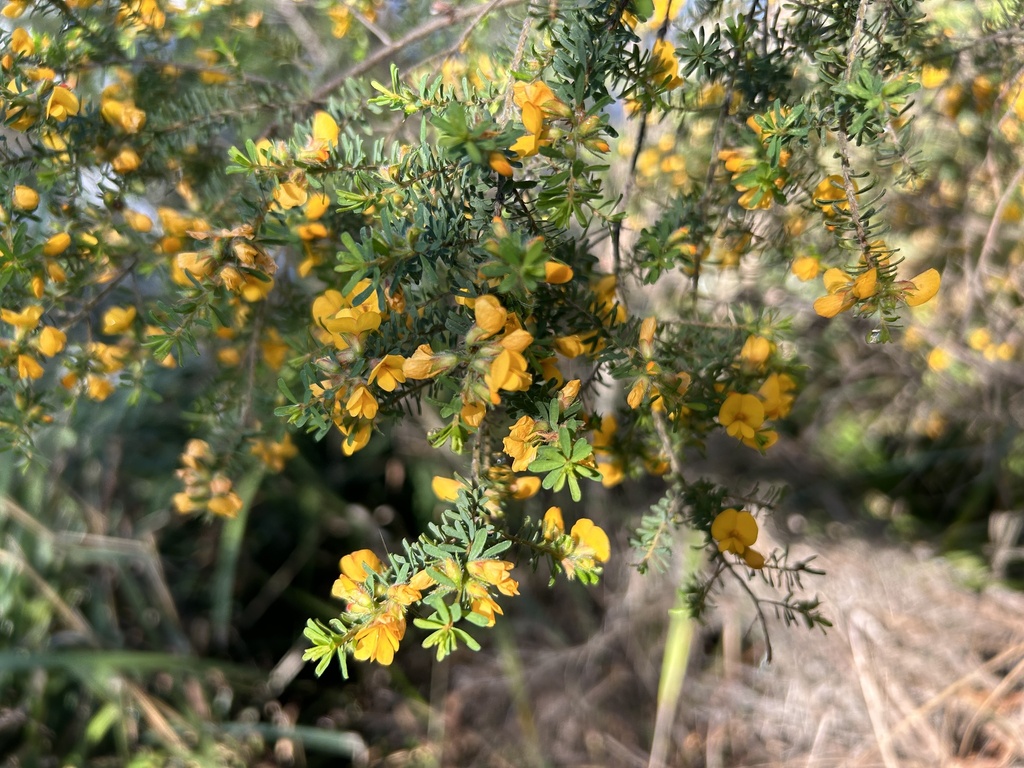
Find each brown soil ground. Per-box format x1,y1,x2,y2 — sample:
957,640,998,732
364,524,1024,768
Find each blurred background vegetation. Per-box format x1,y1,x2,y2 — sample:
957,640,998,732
3,0,1024,765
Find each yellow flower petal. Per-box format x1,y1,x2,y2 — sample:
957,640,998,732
339,549,383,582
821,267,850,294
711,508,738,542
570,518,610,562
852,268,877,299
905,268,940,307
813,293,852,318
431,476,464,502
542,506,564,540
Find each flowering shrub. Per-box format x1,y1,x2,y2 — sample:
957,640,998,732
8,0,1024,689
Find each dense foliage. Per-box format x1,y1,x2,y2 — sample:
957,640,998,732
2,0,1023,761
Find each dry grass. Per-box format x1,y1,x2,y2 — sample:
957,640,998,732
374,523,1024,767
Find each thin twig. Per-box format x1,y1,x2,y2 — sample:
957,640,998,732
274,0,331,71
833,0,872,260
500,15,534,125
970,160,1024,309
312,0,526,102
351,7,393,46
425,0,513,79
724,560,773,663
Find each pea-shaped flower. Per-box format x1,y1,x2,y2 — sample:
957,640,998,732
711,508,758,555
718,392,765,442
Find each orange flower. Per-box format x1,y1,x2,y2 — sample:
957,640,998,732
466,559,519,596
352,613,405,665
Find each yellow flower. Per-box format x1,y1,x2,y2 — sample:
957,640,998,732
741,428,778,451
305,192,331,220
597,460,624,487
101,98,146,133
554,334,585,358
718,392,765,442
441,387,478,422
813,267,876,318
274,180,308,209
920,65,949,90
43,232,72,256
328,4,351,37
45,86,80,121
208,490,243,518
2,0,27,17
37,325,66,357
743,548,765,569
345,384,378,420
111,148,141,174
2,304,44,330
339,420,372,455
10,27,34,56
739,335,772,371
650,40,683,91
791,255,820,281
466,581,504,626
173,493,200,514
238,273,274,302
488,152,514,177
542,505,564,540
249,434,298,472
502,415,539,472
431,476,464,502
813,175,853,217
102,306,136,334
509,475,540,500
711,508,758,555
352,614,405,665
558,378,580,408
569,518,610,565
544,260,574,284
368,355,407,392
627,376,649,410
510,80,565,157
473,294,507,339
13,185,39,212
639,316,656,357
485,347,531,402
340,549,384,582
89,341,128,372
902,268,940,307
466,559,519,596
758,373,796,419
647,0,684,26
312,110,339,148
927,346,950,372
17,353,44,379
539,356,564,387
87,374,115,401
403,344,456,379
591,413,617,454
46,261,67,284
175,251,215,283
967,328,991,351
